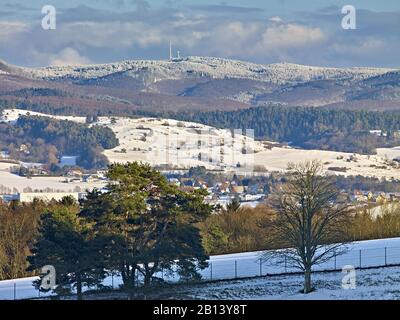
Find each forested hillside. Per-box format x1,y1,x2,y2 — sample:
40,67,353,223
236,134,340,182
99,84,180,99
0,116,119,169
166,107,400,154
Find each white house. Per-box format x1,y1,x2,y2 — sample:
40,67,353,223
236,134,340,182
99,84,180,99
16,192,86,203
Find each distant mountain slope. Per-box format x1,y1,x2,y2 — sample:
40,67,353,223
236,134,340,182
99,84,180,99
0,57,399,113
20,56,394,84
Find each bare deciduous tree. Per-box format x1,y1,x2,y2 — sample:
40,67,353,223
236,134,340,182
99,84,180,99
265,160,351,294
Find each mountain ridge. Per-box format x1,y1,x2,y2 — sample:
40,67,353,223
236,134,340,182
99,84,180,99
1,56,399,113
5,56,396,84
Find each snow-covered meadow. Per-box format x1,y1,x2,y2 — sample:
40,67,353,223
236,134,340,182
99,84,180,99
0,162,107,193
3,108,400,179
97,116,400,179
178,265,400,300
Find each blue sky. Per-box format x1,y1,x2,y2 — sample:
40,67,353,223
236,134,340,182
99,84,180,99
0,0,399,67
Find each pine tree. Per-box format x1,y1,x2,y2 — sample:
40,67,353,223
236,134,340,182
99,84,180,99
81,162,213,288
28,204,105,300
226,198,241,213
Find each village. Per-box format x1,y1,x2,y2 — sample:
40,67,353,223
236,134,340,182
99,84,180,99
1,156,400,216
2,108,400,213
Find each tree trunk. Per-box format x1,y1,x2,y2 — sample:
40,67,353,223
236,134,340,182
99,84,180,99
143,261,159,287
121,263,135,289
144,272,151,287
121,264,127,286
303,267,312,294
76,272,83,300
130,266,136,288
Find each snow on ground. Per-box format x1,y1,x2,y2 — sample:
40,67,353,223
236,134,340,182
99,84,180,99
0,162,106,193
3,108,400,179
200,237,400,281
104,116,400,179
0,109,86,124
177,265,400,300
377,147,400,160
103,116,265,171
254,147,400,179
2,237,400,300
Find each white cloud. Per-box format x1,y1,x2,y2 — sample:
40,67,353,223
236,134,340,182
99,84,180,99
260,23,325,48
0,21,29,38
0,5,397,68
48,48,92,66
204,22,261,56
199,21,325,60
331,38,385,57
45,20,326,64
52,21,165,49
269,16,283,23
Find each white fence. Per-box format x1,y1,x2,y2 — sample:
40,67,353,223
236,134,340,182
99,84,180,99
2,237,400,300
201,246,400,281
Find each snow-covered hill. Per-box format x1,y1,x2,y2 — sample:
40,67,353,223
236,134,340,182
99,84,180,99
20,56,396,84
4,108,400,179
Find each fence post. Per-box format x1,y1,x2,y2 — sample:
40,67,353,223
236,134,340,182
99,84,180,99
385,247,387,266
359,250,362,268
284,256,287,273
259,258,262,276
235,260,237,279
13,283,16,300
210,262,213,281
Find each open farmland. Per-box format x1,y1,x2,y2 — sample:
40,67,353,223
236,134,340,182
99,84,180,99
103,115,400,179
0,162,106,193
3,109,400,179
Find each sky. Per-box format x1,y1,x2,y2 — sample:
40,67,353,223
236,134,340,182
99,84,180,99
0,0,399,67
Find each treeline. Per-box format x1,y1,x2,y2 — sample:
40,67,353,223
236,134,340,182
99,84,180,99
201,202,400,256
201,205,275,254
0,99,135,118
0,115,118,169
162,106,400,155
0,199,59,280
12,88,70,98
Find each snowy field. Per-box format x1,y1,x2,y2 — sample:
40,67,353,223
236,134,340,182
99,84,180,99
177,265,400,300
2,237,400,300
103,116,400,179
0,163,107,193
377,147,400,161
3,108,400,179
103,116,264,172
0,109,86,124
101,115,400,179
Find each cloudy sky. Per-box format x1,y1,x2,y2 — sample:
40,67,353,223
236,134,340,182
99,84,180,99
0,0,399,67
